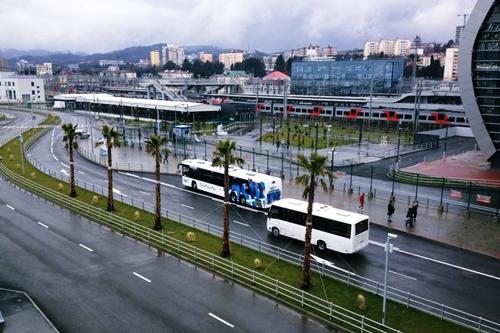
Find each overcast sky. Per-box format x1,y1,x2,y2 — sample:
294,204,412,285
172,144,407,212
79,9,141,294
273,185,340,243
0,0,477,54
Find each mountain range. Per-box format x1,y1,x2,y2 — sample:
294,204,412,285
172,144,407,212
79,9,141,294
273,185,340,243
0,44,268,67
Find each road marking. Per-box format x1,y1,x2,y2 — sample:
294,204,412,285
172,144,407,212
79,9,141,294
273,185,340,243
395,248,500,281
133,272,151,283
232,220,249,227
78,171,86,175
208,313,234,328
139,191,150,196
61,169,69,176
78,243,94,252
389,270,417,281
5,204,15,210
37,222,49,229
112,188,128,197
60,162,70,168
311,254,356,276
181,204,194,210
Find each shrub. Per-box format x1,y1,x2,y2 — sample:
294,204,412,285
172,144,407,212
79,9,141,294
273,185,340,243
30,172,36,179
9,154,14,161
254,258,262,268
186,231,196,242
6,147,11,153
91,195,99,205
134,211,140,221
15,163,20,170
57,183,64,191
356,294,367,311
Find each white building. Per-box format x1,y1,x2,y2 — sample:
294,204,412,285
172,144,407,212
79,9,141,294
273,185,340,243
0,72,45,103
363,39,412,58
98,59,125,66
161,44,185,66
218,51,244,69
443,47,459,81
36,63,53,76
159,70,193,79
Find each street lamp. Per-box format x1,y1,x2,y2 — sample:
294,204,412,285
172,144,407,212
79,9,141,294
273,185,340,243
395,121,402,171
382,233,398,326
442,124,449,159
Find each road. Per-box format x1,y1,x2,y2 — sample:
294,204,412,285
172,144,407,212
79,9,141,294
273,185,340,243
0,178,331,333
22,109,500,324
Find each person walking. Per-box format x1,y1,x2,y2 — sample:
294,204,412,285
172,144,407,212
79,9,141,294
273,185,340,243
405,205,415,227
387,197,395,223
412,200,419,225
358,192,365,212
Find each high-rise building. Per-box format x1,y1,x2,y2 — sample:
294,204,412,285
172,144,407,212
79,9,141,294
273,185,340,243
199,52,213,63
458,0,500,166
150,50,161,67
218,51,244,69
455,25,465,46
0,58,7,71
36,63,53,76
443,47,459,81
161,44,185,66
363,39,412,58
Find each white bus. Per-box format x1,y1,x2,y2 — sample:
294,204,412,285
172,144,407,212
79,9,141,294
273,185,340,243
180,159,282,209
267,198,369,253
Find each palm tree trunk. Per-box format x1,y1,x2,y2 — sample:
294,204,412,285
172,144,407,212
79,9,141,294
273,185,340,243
69,140,77,197
221,163,231,257
153,151,162,230
107,144,114,211
302,174,315,289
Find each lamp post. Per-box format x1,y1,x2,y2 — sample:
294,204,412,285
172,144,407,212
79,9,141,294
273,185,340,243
442,124,449,159
395,121,402,171
330,148,335,171
382,233,398,326
314,122,319,152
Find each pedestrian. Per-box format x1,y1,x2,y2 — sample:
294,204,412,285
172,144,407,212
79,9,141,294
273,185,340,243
405,205,414,227
387,198,395,223
358,192,365,212
412,200,419,224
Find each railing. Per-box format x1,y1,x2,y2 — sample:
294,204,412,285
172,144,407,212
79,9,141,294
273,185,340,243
20,129,500,332
0,162,402,333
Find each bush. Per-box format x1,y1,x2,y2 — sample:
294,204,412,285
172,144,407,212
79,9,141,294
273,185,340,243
186,231,196,242
57,183,64,191
6,148,11,153
30,172,36,179
134,211,140,221
254,258,262,268
15,163,20,170
9,154,14,161
91,195,99,205
356,294,367,311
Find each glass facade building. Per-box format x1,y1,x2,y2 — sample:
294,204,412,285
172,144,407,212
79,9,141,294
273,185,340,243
291,59,405,96
459,0,500,166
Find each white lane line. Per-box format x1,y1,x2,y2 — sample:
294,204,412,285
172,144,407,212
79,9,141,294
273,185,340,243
78,171,86,175
61,169,69,176
78,243,94,252
395,248,500,281
117,171,141,179
37,222,49,229
181,204,194,210
232,220,249,227
389,270,417,281
113,188,128,197
5,204,15,210
139,191,150,196
60,162,70,168
133,272,151,283
208,313,234,328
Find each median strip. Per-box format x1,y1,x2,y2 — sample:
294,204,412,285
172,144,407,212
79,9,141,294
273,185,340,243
5,204,15,210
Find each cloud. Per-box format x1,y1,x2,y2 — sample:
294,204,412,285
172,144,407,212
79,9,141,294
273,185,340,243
0,0,477,53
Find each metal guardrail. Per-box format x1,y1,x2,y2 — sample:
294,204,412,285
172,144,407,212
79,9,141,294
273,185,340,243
19,128,500,332
0,162,402,333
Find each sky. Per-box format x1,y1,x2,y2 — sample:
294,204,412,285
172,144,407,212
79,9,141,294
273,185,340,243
0,0,477,54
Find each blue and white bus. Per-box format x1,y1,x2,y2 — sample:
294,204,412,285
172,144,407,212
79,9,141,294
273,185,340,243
267,198,369,253
181,159,282,209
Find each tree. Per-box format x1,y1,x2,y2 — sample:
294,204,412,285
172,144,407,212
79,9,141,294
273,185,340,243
295,153,335,289
274,55,286,72
99,125,122,212
211,139,244,257
181,58,191,72
164,61,177,70
62,123,79,197
145,135,168,230
232,58,266,77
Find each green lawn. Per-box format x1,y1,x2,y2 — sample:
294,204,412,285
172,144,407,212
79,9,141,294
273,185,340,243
0,127,474,333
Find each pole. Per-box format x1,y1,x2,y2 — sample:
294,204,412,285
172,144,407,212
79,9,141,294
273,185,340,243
415,173,419,199
396,122,401,171
252,148,256,171
382,234,396,325
266,150,270,175
315,122,319,152
443,124,449,159
369,165,374,196
155,106,159,134
348,162,353,194
368,67,373,131
272,117,276,146
20,140,25,174
438,177,445,213
358,118,363,155
330,148,334,171
204,140,207,160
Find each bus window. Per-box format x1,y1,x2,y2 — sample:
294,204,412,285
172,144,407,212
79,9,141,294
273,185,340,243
355,219,369,235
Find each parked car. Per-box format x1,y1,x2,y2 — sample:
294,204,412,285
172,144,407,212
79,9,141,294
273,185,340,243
75,129,90,139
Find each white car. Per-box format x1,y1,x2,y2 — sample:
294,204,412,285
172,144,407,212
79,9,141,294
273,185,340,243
75,129,90,139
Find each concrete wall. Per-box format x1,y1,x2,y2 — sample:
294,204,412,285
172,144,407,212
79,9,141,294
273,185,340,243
419,126,473,139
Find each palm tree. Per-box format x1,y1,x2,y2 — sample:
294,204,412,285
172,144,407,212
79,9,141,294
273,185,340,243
145,134,168,230
212,139,244,257
98,125,122,212
295,152,335,289
62,123,79,197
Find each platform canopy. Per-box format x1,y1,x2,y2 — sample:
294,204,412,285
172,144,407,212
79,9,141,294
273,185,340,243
54,93,220,113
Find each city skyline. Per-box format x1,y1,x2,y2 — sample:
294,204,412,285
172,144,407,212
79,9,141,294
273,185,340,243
1,0,475,54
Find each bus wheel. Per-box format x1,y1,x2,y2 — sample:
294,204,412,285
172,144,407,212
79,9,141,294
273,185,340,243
239,196,246,205
230,192,237,202
191,181,197,191
272,227,280,237
317,240,326,251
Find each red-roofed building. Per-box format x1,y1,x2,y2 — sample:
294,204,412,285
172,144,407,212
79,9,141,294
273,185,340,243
263,71,291,81
247,71,291,95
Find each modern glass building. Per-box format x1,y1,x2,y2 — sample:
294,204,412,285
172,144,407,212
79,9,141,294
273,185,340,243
291,59,405,96
458,0,500,166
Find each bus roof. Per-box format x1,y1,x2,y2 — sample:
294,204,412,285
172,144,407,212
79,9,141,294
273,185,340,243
270,198,368,225
182,159,282,183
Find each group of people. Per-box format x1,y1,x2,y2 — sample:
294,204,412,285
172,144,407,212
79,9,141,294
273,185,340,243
358,193,419,228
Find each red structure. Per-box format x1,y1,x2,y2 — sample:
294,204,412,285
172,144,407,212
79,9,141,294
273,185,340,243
346,108,363,120
256,102,265,112
310,106,324,116
432,112,449,125
286,104,294,114
383,109,399,122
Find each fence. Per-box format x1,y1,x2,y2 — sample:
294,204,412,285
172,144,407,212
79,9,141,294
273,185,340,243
18,127,500,332
0,163,402,333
